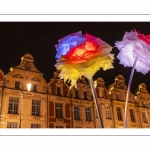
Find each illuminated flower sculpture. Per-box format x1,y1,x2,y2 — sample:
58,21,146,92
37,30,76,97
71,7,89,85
55,31,114,128
115,30,150,128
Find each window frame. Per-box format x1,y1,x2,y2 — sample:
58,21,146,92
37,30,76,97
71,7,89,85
32,84,37,92
15,81,20,89
74,105,80,120
8,97,19,114
116,107,122,121
32,100,41,116
55,103,63,118
31,124,41,128
105,105,111,119
83,91,88,100
85,107,91,121
129,109,136,122
142,112,148,123
7,122,18,128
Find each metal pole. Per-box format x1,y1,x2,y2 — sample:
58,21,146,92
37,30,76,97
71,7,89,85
88,78,104,128
47,85,49,128
19,92,23,128
124,57,138,128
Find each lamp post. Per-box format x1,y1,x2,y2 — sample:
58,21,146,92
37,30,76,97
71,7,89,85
19,83,31,128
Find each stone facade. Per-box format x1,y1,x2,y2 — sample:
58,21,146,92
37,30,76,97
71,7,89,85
0,54,47,128
0,54,150,128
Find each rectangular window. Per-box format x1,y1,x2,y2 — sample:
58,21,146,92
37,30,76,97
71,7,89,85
7,122,18,128
75,90,79,99
55,103,63,118
129,109,136,122
116,93,120,99
32,100,40,116
32,84,37,92
15,81,20,89
105,105,111,119
84,92,88,99
74,105,80,120
142,112,148,123
31,124,40,128
56,126,63,128
8,97,19,114
85,107,91,121
57,87,61,96
116,107,122,121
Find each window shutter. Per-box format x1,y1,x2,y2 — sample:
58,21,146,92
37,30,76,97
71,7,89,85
65,103,70,118
49,101,54,117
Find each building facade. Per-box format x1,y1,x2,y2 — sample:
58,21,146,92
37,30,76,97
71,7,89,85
0,54,47,128
0,54,150,128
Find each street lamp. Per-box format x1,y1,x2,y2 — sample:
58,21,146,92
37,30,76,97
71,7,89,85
19,83,31,128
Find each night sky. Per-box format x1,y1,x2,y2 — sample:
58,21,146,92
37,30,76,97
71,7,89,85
0,22,150,92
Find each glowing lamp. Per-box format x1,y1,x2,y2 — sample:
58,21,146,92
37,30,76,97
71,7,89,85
27,83,31,91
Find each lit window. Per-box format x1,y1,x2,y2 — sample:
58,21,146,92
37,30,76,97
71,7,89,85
57,87,61,96
105,105,111,119
32,100,40,116
84,91,88,99
142,112,148,123
129,109,136,122
116,93,120,99
55,103,63,118
75,90,79,99
74,106,80,120
85,107,91,121
32,84,37,92
15,81,20,89
31,124,40,128
8,97,19,114
116,107,122,121
7,122,18,128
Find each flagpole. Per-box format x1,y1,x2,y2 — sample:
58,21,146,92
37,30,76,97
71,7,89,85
89,78,104,128
124,57,138,128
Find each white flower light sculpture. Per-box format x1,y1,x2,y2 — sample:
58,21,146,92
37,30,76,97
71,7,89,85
115,30,150,128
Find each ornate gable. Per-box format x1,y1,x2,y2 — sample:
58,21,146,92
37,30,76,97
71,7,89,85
10,54,41,74
114,75,127,90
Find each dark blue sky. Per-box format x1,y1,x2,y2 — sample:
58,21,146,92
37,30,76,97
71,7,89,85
0,22,150,92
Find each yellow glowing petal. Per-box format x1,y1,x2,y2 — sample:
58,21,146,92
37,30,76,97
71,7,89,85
56,53,114,88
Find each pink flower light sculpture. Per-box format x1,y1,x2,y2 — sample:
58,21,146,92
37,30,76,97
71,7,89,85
55,31,114,128
115,30,150,128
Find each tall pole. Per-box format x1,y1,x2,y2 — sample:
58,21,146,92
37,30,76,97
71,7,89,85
47,85,49,128
124,57,138,128
19,83,23,128
89,78,104,128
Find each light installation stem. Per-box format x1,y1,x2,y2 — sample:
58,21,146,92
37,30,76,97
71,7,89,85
124,57,138,128
89,78,104,128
